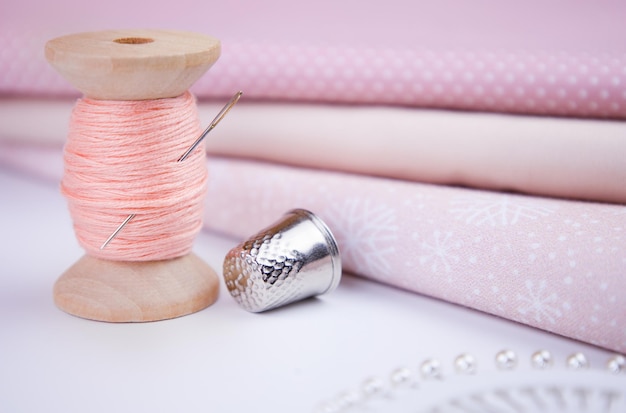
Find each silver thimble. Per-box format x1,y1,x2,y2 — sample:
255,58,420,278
222,209,341,312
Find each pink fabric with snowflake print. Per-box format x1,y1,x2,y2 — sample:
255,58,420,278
205,157,626,353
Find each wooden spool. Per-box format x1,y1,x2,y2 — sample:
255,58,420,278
45,29,221,322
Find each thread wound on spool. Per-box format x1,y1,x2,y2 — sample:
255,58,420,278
62,91,207,261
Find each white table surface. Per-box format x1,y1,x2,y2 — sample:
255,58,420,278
0,167,621,413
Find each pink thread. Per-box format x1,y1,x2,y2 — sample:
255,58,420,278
62,91,207,261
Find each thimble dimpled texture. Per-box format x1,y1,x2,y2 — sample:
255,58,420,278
223,230,306,312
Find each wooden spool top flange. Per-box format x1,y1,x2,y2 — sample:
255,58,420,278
45,29,221,100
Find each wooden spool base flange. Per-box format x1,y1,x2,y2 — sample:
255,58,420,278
54,254,219,322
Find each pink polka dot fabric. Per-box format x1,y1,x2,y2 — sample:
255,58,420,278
198,45,626,118
1,0,626,118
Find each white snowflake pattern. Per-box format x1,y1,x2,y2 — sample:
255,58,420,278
418,230,461,273
516,279,563,324
206,161,243,223
323,198,398,277
450,194,557,226
207,161,297,226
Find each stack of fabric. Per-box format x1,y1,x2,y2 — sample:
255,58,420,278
1,0,625,352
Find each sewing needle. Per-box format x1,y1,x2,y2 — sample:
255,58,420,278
100,90,243,250
178,91,243,162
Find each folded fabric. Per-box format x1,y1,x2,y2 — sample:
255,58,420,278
2,1,625,118
203,103,626,204
2,98,625,204
2,142,624,352
202,156,626,354
0,142,62,183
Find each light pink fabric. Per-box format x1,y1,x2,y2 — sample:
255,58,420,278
1,1,626,118
2,98,625,204
203,103,626,204
204,157,626,353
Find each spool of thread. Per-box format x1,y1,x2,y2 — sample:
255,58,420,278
45,29,221,322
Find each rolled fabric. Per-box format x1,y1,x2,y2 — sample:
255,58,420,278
204,156,626,353
1,141,625,351
2,1,625,118
2,98,625,204
202,103,626,204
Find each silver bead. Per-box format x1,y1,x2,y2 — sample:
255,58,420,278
390,367,414,387
566,352,589,370
420,358,443,380
334,390,361,409
607,355,626,374
454,353,477,374
495,349,518,370
361,377,385,397
531,350,553,369
313,401,340,413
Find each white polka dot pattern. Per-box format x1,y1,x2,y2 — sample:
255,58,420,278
2,33,625,118
196,43,626,118
0,29,72,96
